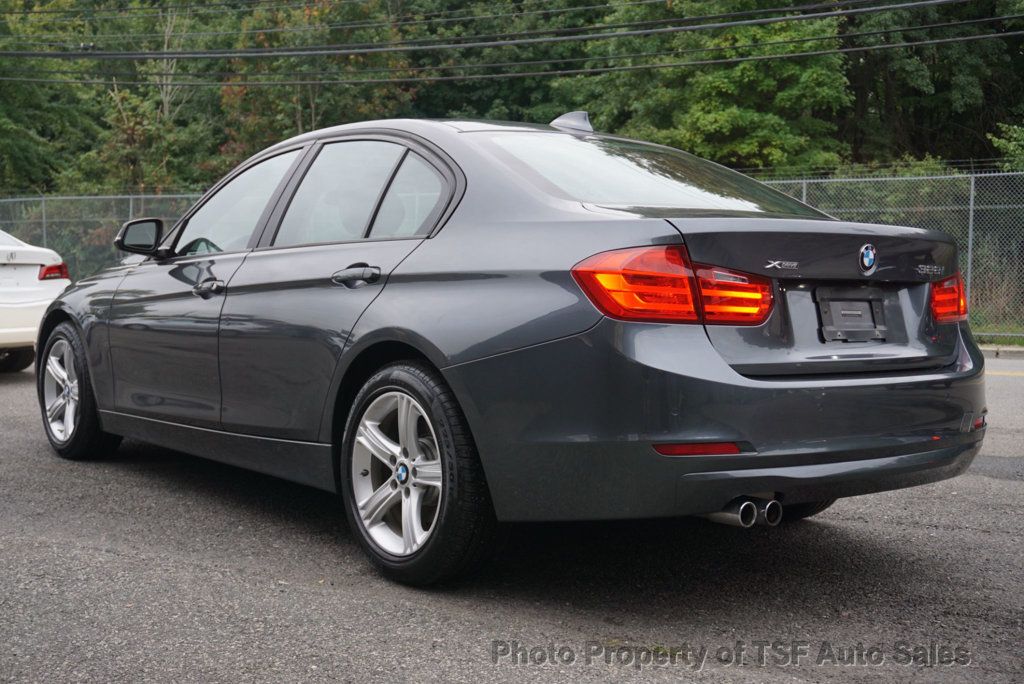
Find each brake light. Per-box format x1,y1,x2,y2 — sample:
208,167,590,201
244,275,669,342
572,245,773,325
929,272,967,323
695,265,773,325
38,263,70,281
571,245,700,322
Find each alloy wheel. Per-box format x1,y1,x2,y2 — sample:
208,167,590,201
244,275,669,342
351,391,444,556
42,339,79,442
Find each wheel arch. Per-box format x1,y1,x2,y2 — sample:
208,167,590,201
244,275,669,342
325,336,449,492
36,306,76,353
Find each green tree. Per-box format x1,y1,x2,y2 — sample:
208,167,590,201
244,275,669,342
548,0,851,169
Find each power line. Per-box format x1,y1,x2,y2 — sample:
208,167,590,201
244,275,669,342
0,0,290,13
0,29,1016,87
0,0,374,20
0,0,972,60
2,0,669,42
5,13,1016,80
0,0,885,51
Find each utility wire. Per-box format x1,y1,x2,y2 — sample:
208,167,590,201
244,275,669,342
2,0,669,41
2,0,883,47
0,0,972,60
0,0,381,20
0,29,1016,87
0,0,886,51
5,13,1015,80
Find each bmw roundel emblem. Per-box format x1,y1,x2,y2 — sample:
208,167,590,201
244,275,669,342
858,243,877,275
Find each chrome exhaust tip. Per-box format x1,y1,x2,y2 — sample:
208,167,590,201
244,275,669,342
756,499,783,527
701,498,757,528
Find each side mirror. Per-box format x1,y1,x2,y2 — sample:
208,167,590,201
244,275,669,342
115,218,164,255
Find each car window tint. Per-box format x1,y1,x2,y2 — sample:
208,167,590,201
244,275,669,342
176,150,299,257
369,153,445,238
482,132,825,218
274,141,405,247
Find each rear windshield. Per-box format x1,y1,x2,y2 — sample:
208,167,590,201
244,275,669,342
480,132,824,218
0,230,24,246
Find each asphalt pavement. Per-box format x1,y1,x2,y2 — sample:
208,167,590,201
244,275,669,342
1,360,1021,682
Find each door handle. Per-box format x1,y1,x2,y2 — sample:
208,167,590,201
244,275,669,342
192,278,225,299
331,265,381,288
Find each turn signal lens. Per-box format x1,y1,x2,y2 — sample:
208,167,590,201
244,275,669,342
571,245,700,322
573,245,774,325
695,265,773,325
930,272,967,323
38,263,70,281
654,442,742,456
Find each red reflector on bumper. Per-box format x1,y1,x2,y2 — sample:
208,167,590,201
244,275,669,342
654,442,741,456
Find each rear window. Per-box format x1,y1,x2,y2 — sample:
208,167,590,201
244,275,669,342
480,132,824,218
0,230,24,246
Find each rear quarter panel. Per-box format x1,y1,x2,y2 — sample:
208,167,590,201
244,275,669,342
318,213,685,442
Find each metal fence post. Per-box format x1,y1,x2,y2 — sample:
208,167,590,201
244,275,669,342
128,195,134,221
40,195,47,248
801,180,808,204
965,174,975,300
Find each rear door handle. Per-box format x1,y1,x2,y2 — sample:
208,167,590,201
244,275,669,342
192,279,225,299
331,265,381,288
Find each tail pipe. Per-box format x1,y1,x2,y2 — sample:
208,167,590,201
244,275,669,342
700,498,757,528
701,497,783,528
756,499,783,527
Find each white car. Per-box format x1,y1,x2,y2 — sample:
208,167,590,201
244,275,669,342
0,229,72,373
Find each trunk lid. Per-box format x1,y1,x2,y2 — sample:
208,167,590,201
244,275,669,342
0,245,61,290
667,217,961,376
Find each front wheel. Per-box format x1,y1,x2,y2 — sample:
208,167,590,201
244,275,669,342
340,362,498,585
37,322,121,460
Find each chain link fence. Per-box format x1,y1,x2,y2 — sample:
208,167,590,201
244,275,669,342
764,172,1024,343
0,194,199,283
2,172,1022,342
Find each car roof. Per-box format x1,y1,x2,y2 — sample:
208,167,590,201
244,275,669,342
262,118,570,155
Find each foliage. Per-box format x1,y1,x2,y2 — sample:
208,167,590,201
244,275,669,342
989,123,1024,170
0,0,1022,193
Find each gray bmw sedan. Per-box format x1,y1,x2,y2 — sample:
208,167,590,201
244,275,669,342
35,113,986,584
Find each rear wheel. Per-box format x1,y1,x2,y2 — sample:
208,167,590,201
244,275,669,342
340,362,498,585
37,322,121,460
784,499,837,521
0,347,35,373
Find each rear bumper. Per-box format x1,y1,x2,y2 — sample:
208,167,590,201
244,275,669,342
443,318,986,521
0,299,53,349
676,437,980,515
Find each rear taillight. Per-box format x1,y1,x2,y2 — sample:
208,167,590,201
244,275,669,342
38,263,70,281
571,246,700,323
572,245,773,325
694,265,773,325
929,272,967,323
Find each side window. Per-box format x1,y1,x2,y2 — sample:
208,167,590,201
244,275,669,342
274,141,405,247
370,153,445,238
176,150,299,257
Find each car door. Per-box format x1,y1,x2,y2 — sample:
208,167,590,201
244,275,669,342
107,148,304,428
218,136,454,441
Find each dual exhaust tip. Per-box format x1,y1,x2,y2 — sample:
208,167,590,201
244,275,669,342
702,498,782,528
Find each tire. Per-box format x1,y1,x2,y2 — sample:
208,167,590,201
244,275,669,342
37,322,122,460
784,499,837,522
0,347,35,373
340,361,498,586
